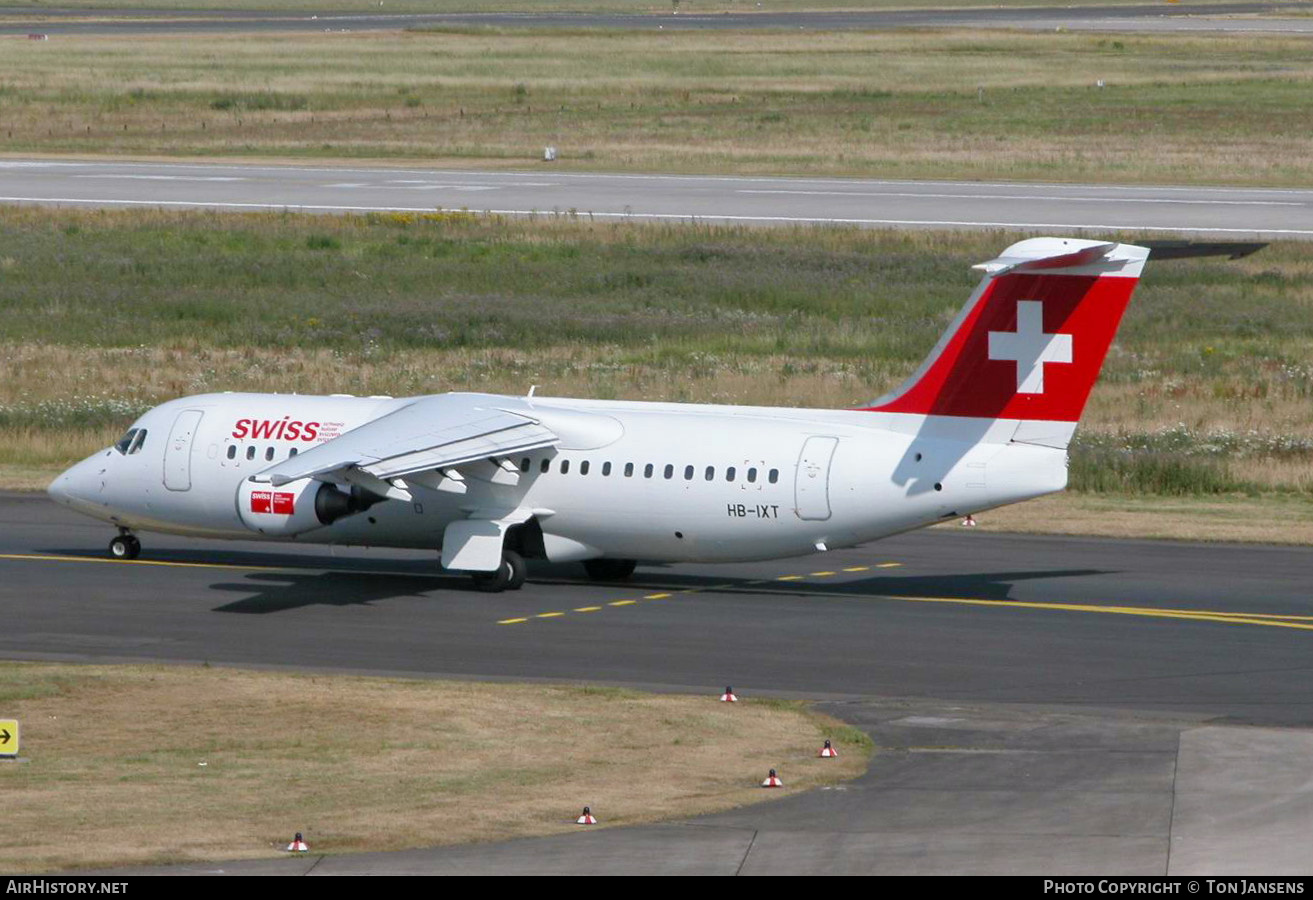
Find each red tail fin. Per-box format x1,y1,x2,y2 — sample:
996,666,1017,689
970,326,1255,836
862,238,1147,423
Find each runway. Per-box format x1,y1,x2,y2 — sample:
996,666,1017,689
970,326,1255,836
9,490,1313,874
2,3,1312,36
2,159,1310,237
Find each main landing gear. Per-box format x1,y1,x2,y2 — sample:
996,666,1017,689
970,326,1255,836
109,530,141,560
470,549,528,593
583,559,637,582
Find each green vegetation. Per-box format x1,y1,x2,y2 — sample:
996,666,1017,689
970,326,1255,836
3,206,1312,506
1,29,1312,184
0,0,1232,13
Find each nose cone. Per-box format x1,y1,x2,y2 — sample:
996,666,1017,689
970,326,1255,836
48,455,108,514
47,470,73,506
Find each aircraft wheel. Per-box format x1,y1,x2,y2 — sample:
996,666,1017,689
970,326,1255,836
109,535,140,560
583,558,636,582
471,556,513,593
505,550,528,591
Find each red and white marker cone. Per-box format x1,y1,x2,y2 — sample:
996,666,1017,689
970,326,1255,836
286,832,309,852
719,686,738,703
819,739,838,758
960,515,978,527
761,768,783,788
576,806,597,825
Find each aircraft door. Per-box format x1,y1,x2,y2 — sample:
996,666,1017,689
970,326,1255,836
163,409,204,492
794,436,838,521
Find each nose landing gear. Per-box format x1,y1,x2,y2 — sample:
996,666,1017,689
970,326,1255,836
109,531,141,560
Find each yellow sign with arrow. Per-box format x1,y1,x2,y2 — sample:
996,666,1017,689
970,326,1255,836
0,719,18,758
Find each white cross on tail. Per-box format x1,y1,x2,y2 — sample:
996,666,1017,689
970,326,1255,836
987,301,1073,394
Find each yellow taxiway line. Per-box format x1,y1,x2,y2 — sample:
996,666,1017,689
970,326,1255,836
0,552,289,573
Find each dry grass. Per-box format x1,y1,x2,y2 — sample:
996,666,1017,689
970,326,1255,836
944,491,1313,545
0,0,1238,13
0,662,868,873
2,29,1313,183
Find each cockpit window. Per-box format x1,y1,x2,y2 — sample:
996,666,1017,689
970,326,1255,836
127,429,147,455
113,428,139,455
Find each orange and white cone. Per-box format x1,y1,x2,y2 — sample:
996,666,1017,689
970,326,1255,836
819,739,838,758
761,768,783,788
576,806,597,825
286,832,309,852
960,515,978,527
719,686,738,703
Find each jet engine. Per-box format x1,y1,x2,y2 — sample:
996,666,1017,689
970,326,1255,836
236,479,382,536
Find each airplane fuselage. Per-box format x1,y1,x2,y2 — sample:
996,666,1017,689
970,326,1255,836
51,391,1066,564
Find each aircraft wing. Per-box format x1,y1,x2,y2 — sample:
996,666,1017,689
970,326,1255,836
253,394,558,487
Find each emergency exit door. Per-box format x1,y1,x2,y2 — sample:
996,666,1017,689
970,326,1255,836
794,436,838,521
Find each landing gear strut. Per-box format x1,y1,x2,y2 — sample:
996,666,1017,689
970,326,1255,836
109,530,141,560
470,549,527,593
583,558,637,582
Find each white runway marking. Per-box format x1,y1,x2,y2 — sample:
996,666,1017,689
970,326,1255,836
72,175,247,182
0,194,1303,235
738,189,1304,207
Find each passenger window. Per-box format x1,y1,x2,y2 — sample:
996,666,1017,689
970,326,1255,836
769,468,779,484
113,428,138,455
726,466,736,482
226,445,236,460
541,458,550,474
246,446,256,461
747,467,758,483
289,447,298,457
663,464,674,480
580,461,590,476
560,459,570,475
645,464,654,478
520,458,530,473
624,463,634,478
683,465,694,481
602,462,612,476
705,466,715,481
265,447,275,462
128,430,148,455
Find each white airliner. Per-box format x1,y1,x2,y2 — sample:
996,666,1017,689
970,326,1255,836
47,237,1259,591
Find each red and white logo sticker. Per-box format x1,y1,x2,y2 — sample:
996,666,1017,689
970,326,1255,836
250,491,295,515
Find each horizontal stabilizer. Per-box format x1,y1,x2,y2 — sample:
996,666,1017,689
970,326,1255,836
1139,240,1267,261
972,241,1117,276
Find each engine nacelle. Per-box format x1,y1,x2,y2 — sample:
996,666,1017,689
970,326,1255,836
237,479,332,536
237,479,386,536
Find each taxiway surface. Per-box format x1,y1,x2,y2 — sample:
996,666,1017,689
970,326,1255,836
8,492,1312,875
2,3,1312,35
1,159,1309,237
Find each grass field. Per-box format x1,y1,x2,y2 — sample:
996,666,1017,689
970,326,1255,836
3,206,1312,521
3,28,1313,185
0,0,1241,13
0,662,867,872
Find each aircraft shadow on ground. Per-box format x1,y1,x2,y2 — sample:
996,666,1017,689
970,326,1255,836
207,566,1107,615
606,568,1114,603
40,547,1112,611
208,571,465,614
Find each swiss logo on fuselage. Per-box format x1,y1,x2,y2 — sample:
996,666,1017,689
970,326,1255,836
232,417,320,442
